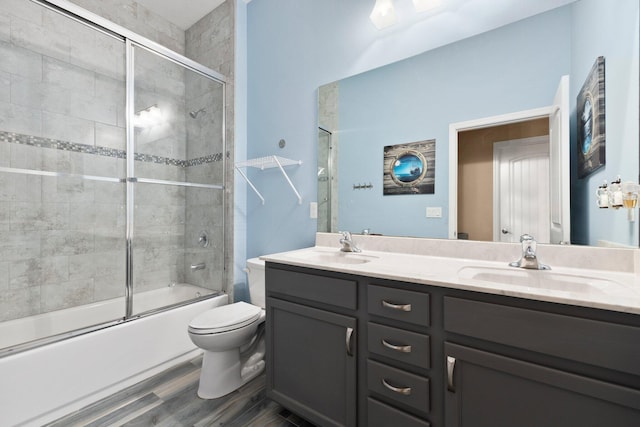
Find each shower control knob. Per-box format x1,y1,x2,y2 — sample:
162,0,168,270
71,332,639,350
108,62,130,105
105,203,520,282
198,231,209,248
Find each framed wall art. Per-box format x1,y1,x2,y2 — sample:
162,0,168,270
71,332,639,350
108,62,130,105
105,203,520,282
577,56,605,179
383,139,435,195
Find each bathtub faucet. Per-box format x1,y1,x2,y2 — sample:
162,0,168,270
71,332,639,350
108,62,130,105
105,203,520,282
191,263,206,272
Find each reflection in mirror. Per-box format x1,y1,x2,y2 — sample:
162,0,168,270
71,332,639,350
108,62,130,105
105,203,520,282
317,0,639,248
318,127,333,232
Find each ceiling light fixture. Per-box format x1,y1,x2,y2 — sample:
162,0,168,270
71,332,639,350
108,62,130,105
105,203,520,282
412,0,443,13
370,0,398,30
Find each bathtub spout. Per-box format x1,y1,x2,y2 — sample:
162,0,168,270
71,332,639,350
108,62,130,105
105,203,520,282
191,263,206,271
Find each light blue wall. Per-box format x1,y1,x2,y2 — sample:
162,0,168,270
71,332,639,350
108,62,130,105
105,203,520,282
337,8,572,237
570,0,639,246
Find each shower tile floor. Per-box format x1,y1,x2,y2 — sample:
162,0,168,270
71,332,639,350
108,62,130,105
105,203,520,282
47,356,316,427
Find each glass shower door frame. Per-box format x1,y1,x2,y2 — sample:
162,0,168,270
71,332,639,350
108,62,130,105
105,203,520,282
124,42,227,318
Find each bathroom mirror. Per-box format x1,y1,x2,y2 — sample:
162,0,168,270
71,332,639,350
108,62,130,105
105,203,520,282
317,0,639,247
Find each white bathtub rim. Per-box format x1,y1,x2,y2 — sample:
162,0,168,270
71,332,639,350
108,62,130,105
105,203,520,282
0,293,228,427
0,284,220,354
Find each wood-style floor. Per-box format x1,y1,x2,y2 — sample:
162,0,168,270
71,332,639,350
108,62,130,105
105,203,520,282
46,357,316,427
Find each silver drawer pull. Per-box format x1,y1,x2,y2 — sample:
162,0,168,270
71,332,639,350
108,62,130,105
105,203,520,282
382,300,412,312
381,339,412,353
447,356,456,392
381,378,412,396
345,327,355,357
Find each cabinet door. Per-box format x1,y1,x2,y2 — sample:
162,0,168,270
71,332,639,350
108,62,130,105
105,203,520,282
267,297,357,427
444,342,640,427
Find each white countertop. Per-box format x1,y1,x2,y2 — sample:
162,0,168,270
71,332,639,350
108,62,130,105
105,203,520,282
262,245,640,315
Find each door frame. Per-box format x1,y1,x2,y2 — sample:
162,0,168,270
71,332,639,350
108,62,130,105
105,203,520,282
448,107,552,239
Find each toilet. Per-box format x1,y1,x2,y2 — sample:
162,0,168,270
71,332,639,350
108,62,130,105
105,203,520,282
188,257,266,399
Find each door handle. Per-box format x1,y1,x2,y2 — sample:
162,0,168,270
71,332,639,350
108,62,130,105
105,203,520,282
447,356,456,392
345,327,355,357
382,300,412,312
381,339,412,353
382,378,412,396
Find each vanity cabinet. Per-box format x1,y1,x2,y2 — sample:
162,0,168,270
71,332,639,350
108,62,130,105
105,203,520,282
366,284,432,425
444,342,640,427
443,296,640,427
265,262,640,427
265,266,358,427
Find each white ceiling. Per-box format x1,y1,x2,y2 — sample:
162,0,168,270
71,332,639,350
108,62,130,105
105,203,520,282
137,0,575,35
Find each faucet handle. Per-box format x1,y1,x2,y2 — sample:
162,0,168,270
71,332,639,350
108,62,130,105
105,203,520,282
339,231,351,239
519,234,534,242
519,234,536,255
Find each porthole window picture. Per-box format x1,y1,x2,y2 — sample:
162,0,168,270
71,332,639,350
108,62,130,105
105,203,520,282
383,139,435,195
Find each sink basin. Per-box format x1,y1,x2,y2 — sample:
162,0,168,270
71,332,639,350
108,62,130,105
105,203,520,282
457,266,620,294
289,249,377,265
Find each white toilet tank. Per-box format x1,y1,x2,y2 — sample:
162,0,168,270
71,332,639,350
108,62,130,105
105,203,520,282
246,258,265,308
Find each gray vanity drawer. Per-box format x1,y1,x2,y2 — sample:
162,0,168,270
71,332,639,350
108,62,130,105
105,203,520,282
368,322,430,369
266,267,357,309
367,397,430,427
444,296,640,376
368,285,430,326
367,359,430,414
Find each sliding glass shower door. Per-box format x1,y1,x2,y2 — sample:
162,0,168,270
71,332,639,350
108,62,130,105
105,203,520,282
0,2,128,350
129,45,226,316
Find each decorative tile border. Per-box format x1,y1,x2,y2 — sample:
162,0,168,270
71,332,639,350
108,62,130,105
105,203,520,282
0,131,223,167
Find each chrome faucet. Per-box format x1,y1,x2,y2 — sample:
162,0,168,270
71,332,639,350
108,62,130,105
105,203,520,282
339,231,361,253
509,234,550,270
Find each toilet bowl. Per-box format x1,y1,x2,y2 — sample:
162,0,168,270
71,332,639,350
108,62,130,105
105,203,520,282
188,258,266,399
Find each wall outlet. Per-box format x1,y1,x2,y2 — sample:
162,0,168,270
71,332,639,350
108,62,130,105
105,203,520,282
426,207,442,218
310,202,318,219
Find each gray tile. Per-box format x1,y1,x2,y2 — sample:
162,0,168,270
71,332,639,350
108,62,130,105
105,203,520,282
0,11,10,42
4,0,43,26
40,278,94,312
0,40,43,81
11,15,70,62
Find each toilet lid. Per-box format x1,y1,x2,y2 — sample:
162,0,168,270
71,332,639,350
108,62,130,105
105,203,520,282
189,302,262,334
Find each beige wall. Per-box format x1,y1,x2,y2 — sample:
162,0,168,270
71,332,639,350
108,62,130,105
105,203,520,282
457,118,548,241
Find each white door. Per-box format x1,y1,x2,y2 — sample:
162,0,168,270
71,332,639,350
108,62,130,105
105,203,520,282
494,137,550,243
549,75,571,244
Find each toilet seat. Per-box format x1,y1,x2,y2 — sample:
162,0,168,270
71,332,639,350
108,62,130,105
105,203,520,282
188,301,262,335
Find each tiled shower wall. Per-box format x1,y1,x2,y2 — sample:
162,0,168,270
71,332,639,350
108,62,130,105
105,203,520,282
185,0,235,293
0,0,230,322
0,1,128,321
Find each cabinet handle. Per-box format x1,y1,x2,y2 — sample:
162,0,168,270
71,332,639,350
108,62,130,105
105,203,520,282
447,356,456,392
381,300,412,312
381,378,412,396
345,327,355,357
381,339,412,353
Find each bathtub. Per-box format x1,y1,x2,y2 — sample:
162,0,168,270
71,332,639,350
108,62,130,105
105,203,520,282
0,284,228,427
